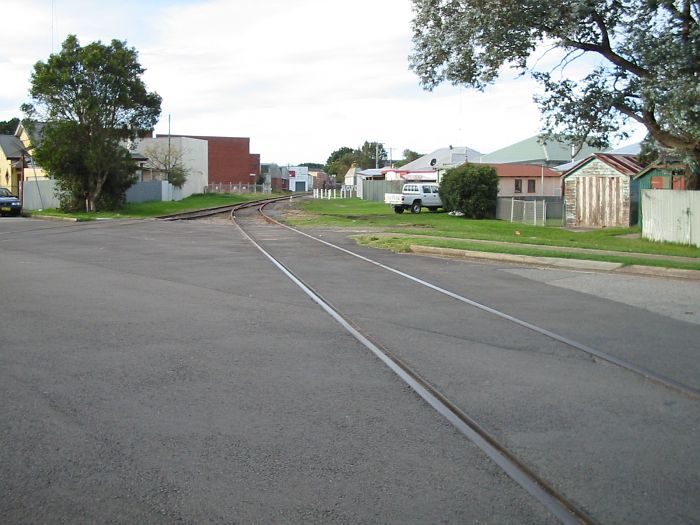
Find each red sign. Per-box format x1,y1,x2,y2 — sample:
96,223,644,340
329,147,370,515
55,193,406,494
289,170,296,178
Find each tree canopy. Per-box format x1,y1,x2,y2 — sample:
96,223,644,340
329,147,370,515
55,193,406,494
324,142,388,178
410,0,700,186
439,164,498,218
0,118,20,135
22,35,162,210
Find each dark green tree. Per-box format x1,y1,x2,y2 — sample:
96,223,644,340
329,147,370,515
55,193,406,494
22,35,162,211
0,118,20,135
410,1,700,187
325,146,357,179
439,164,498,218
324,142,389,180
358,141,388,169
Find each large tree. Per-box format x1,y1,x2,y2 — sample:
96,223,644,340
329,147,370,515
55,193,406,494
410,0,700,187
22,35,162,210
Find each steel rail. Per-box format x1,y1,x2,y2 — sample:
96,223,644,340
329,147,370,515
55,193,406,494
157,195,295,221
231,205,596,525
256,200,700,401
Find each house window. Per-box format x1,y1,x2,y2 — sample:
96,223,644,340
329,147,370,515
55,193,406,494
527,179,536,193
514,179,522,193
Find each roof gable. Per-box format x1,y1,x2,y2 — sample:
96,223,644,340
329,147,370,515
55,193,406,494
564,153,643,178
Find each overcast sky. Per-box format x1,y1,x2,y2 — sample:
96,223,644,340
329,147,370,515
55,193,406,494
1,0,644,165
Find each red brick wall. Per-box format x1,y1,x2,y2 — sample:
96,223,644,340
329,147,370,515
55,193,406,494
161,135,260,184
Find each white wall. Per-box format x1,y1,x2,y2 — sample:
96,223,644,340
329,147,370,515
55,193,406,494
288,166,310,191
133,136,208,198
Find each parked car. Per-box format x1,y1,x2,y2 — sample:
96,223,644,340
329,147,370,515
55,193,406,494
384,183,443,214
0,188,22,216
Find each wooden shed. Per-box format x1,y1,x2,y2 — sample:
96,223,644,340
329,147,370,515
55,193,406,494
632,163,688,225
562,153,643,228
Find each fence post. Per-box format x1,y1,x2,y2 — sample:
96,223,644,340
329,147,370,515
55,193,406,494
510,198,514,222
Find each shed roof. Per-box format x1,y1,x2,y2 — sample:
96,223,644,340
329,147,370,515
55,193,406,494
563,153,643,178
633,162,687,180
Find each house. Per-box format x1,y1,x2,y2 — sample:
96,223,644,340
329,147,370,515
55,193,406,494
384,145,481,182
632,163,689,225
0,134,25,194
477,134,601,167
160,134,260,185
562,153,643,228
488,163,562,198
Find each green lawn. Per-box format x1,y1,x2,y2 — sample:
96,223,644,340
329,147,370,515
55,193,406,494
291,198,700,260
30,193,284,220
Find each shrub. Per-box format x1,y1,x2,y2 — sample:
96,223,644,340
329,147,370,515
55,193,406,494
439,164,498,218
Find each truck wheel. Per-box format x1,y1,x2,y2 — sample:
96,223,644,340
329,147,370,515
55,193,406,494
410,201,421,214
394,206,404,214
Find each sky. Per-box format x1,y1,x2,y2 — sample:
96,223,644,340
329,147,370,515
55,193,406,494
1,0,645,165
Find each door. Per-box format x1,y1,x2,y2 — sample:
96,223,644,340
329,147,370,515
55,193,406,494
295,181,306,192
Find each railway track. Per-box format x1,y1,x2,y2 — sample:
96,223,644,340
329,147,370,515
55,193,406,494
165,197,697,524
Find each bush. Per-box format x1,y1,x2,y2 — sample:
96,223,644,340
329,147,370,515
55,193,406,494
439,164,498,218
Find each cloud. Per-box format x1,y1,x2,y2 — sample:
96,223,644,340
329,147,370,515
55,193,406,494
1,0,643,163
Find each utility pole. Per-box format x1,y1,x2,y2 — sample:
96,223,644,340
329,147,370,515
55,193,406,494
167,114,171,183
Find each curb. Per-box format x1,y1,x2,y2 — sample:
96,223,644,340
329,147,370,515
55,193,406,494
28,214,84,222
410,245,700,281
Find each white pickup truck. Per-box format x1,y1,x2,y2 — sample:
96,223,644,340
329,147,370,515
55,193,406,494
384,183,442,214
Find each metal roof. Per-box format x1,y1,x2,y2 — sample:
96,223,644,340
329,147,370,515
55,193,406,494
477,135,601,165
0,135,25,159
563,153,643,178
396,146,482,172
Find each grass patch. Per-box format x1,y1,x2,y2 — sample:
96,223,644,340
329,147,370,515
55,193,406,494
292,198,700,259
356,235,700,271
29,193,284,220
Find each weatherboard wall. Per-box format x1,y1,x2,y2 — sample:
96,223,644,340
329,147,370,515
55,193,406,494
563,158,632,228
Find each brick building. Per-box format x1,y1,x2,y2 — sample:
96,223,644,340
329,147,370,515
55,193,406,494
159,135,260,184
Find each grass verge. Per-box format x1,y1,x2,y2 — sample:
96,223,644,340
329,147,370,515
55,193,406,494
355,235,700,271
29,193,284,220
290,198,700,260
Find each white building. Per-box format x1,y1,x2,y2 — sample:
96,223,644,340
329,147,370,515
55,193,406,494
288,166,310,192
133,136,208,199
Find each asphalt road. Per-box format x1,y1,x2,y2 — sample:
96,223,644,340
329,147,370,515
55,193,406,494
1,212,698,524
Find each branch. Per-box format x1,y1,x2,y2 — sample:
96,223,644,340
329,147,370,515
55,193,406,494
560,37,651,78
615,101,697,152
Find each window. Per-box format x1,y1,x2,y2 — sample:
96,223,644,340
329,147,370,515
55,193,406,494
527,179,536,193
422,185,431,193
514,179,522,193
